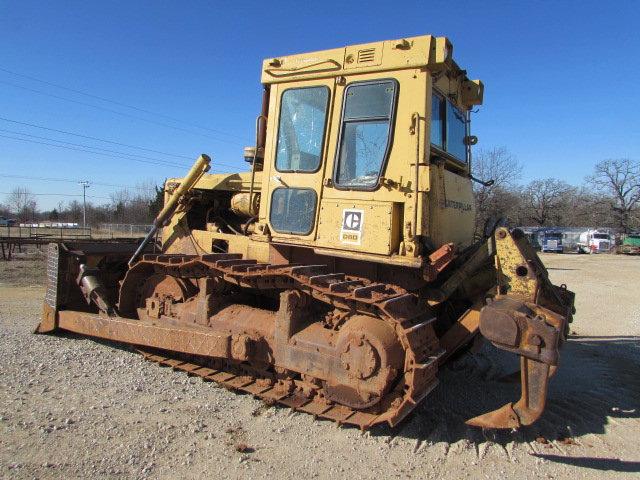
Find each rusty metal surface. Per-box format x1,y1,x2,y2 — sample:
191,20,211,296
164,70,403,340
136,349,387,429
44,241,142,314
466,357,550,429
39,226,575,431
465,228,575,429
423,243,456,282
57,311,234,358
479,297,563,365
438,305,481,364
49,251,443,429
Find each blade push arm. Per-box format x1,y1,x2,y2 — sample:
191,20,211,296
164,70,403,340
128,154,211,267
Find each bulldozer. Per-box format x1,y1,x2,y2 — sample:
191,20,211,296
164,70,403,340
37,35,575,430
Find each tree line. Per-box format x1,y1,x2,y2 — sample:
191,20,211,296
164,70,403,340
472,148,640,235
0,181,163,226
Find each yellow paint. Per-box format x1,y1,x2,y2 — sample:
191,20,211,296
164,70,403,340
162,35,483,270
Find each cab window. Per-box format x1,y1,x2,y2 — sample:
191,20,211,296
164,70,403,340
275,87,329,172
269,188,317,235
430,91,468,162
334,80,397,190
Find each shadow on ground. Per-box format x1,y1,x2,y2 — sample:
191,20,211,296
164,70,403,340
44,328,640,472
368,335,640,472
531,454,640,472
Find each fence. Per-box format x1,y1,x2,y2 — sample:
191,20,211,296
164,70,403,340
0,223,153,240
0,224,91,240
93,223,153,239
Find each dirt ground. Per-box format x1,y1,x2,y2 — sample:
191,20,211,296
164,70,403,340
0,249,638,479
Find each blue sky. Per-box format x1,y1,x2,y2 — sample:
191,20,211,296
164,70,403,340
1,1,638,210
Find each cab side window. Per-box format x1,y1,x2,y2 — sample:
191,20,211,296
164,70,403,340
334,80,397,190
430,92,468,163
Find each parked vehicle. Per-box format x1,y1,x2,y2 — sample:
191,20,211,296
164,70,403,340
0,216,17,226
522,229,542,251
36,34,575,431
576,229,612,254
541,229,564,253
619,234,640,255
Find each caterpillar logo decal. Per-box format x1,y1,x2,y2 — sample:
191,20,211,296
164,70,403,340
340,209,364,245
439,199,472,212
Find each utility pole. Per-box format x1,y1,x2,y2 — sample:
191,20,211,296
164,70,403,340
79,181,90,229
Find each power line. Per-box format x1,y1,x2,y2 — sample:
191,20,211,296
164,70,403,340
0,66,246,141
0,127,189,167
0,132,186,168
0,174,145,191
0,117,241,170
0,132,238,171
0,132,240,172
0,191,111,200
0,79,245,146
0,115,192,160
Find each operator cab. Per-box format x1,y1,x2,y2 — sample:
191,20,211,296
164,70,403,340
249,35,483,264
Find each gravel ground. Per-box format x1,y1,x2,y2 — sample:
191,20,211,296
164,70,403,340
0,251,638,479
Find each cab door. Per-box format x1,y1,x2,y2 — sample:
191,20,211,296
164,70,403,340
262,79,335,244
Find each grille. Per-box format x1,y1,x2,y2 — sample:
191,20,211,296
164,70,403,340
357,48,376,63
44,243,59,308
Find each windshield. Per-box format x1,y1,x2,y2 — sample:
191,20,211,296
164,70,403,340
546,233,562,239
593,234,609,239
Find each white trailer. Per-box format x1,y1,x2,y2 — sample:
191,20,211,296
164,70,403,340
576,229,612,253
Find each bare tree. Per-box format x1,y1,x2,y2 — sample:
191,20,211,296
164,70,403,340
66,200,83,223
6,187,38,222
587,158,640,233
110,188,132,223
109,188,132,207
559,187,617,228
135,179,158,203
522,178,574,226
471,147,522,234
109,182,161,224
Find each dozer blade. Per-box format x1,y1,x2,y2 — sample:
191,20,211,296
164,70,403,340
53,310,248,358
466,227,575,429
38,241,144,333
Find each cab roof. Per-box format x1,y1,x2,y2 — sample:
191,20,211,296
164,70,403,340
260,35,483,108
261,35,447,82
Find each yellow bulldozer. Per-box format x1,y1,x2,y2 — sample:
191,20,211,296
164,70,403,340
37,35,574,430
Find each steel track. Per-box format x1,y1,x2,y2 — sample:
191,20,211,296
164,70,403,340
120,252,446,429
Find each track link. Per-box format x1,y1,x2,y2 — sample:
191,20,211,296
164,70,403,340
120,252,445,429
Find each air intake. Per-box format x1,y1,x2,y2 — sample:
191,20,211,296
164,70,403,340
357,48,376,63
